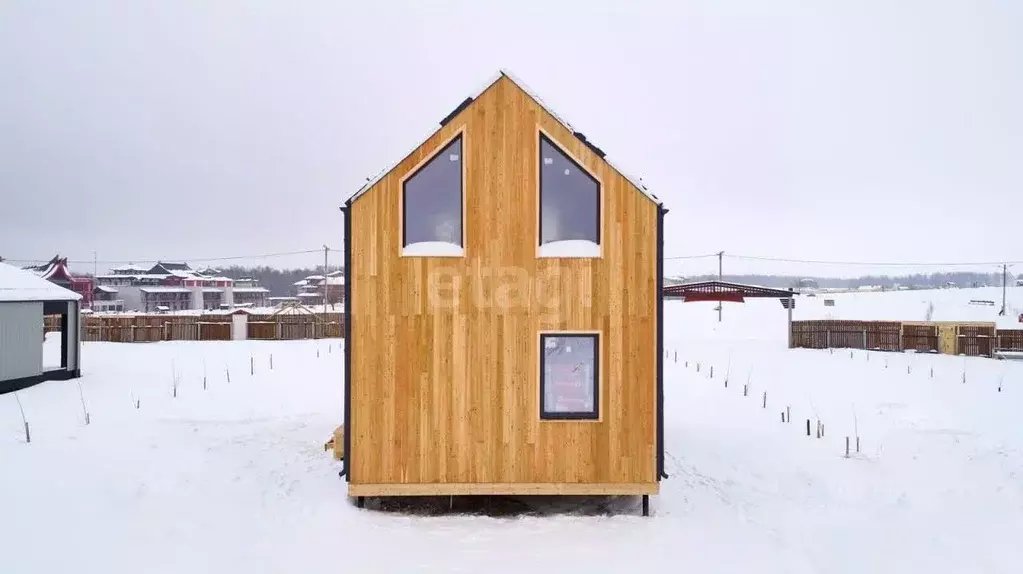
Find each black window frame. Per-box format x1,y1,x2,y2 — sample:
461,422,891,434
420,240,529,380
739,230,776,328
537,132,602,248
401,132,465,251
539,332,600,421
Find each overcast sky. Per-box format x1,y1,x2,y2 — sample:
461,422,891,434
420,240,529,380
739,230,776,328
1,0,1020,277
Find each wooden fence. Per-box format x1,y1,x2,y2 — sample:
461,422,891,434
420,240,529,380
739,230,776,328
996,330,1023,352
45,313,343,343
790,320,902,352
792,320,1022,358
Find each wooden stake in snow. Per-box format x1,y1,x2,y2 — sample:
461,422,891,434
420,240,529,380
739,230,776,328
171,360,180,398
710,366,714,379
76,380,90,425
806,419,811,436
14,392,29,444
697,362,701,373
930,366,934,379
845,437,850,458
856,436,860,453
270,354,274,371
203,359,208,390
743,384,748,397
317,347,320,358
674,351,677,363
762,391,767,408
787,406,791,423
251,356,254,376
781,411,786,423
226,366,231,383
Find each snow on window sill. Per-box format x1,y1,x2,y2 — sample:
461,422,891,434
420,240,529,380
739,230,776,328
401,241,465,257
538,239,601,258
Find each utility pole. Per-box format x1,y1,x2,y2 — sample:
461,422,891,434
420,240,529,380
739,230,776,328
323,245,329,309
1001,263,1008,316
718,251,725,322
93,251,98,277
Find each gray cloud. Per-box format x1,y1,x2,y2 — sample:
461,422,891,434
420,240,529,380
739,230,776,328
1,0,1020,277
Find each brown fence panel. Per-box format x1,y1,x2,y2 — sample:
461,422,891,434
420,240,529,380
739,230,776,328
958,325,996,357
865,321,902,351
167,322,198,341
791,320,902,351
996,330,1023,352
902,324,939,353
44,315,63,333
78,312,344,342
198,322,231,341
247,321,277,340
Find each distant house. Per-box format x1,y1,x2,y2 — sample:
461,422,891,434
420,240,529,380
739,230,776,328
94,261,268,312
24,256,94,309
92,285,124,313
231,281,270,308
139,286,192,312
294,271,343,306
1016,278,1023,287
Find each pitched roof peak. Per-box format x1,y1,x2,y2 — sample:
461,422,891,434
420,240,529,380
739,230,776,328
344,70,660,207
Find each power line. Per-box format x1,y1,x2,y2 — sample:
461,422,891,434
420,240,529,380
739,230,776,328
663,253,720,261
721,254,1023,267
3,248,330,266
4,247,1019,271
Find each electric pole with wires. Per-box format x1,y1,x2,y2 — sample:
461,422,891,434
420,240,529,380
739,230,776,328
718,251,724,322
1001,263,1010,316
323,245,329,309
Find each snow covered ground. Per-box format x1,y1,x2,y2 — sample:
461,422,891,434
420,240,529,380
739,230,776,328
2,289,1022,573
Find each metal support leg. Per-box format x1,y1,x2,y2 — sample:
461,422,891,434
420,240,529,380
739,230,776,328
642,495,649,517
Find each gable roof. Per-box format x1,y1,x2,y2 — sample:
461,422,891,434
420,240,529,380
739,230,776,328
0,262,83,302
343,69,663,208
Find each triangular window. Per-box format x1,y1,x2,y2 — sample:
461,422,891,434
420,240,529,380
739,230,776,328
538,133,600,257
402,134,464,257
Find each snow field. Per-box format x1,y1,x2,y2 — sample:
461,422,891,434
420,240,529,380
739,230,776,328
0,290,1022,573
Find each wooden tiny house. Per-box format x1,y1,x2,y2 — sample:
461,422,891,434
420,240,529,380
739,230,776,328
339,71,667,514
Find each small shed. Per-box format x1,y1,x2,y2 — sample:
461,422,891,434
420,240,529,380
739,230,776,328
0,262,83,394
339,70,666,515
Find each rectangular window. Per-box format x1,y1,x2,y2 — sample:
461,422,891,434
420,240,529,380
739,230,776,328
538,131,601,258
540,333,599,420
401,132,465,257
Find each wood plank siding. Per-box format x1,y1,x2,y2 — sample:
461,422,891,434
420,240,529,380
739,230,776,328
348,76,658,493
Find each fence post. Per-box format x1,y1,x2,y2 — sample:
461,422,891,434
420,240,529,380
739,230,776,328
826,330,831,349
862,329,867,350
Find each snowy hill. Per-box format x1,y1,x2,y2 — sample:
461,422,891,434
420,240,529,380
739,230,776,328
1,288,1022,573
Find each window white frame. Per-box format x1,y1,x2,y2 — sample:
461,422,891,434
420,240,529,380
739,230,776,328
536,127,603,259
398,128,467,258
538,331,601,421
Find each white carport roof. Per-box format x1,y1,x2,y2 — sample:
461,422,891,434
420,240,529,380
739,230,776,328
0,262,82,302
